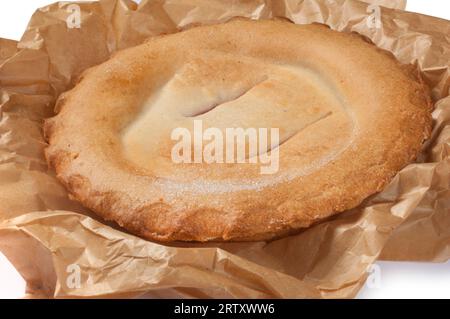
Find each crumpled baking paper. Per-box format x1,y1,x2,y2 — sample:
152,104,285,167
0,0,448,299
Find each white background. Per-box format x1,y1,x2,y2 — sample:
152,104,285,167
0,0,449,299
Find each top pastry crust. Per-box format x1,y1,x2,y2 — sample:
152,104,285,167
44,19,432,242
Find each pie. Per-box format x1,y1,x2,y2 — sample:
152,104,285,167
44,19,433,242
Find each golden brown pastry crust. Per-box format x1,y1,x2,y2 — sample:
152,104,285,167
44,19,433,242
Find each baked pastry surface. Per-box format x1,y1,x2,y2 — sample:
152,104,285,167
44,19,432,242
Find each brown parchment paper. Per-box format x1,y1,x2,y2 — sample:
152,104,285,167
0,0,449,299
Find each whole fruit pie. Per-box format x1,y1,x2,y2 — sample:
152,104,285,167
44,19,433,242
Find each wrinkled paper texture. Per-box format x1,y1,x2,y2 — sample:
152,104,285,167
0,0,448,298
